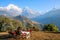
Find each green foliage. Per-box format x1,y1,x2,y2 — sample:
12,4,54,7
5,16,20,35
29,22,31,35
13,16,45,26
0,16,40,32
43,24,59,32
0,17,23,32
25,22,40,31
31,26,40,31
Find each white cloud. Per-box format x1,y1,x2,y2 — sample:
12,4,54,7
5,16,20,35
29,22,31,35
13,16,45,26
0,4,41,18
0,4,22,16
7,4,22,12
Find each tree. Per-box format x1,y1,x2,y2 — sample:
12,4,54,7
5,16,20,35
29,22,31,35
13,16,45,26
43,24,59,32
0,21,3,31
0,20,7,32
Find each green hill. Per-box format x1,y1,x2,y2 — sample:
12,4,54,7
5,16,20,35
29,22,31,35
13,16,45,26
0,15,40,32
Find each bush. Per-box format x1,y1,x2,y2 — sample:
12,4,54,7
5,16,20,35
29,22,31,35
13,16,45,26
30,26,40,31
43,24,59,32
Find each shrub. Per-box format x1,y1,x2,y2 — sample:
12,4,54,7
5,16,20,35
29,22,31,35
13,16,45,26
43,24,59,32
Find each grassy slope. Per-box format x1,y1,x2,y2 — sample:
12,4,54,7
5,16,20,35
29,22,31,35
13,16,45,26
0,31,60,40
30,31,60,40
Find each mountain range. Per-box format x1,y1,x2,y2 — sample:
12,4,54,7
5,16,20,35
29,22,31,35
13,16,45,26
0,4,60,30
15,8,60,30
31,9,60,30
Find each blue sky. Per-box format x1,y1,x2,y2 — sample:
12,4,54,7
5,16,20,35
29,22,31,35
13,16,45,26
0,0,60,12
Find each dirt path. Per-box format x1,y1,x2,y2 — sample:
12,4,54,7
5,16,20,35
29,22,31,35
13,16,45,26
0,32,8,35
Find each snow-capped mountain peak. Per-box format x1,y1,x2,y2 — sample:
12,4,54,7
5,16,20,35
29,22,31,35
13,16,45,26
21,7,41,18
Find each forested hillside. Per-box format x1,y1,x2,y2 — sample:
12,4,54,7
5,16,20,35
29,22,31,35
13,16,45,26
0,15,40,32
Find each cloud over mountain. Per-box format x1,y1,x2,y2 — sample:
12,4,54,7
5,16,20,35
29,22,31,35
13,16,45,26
0,4,41,18
0,4,22,16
